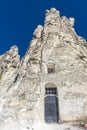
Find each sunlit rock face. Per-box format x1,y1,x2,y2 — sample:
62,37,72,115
0,8,87,130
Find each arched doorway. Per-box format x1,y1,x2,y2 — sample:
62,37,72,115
44,83,59,123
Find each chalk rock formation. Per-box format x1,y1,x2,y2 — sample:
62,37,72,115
0,45,20,98
0,8,87,130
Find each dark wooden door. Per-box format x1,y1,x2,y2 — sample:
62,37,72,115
45,96,59,123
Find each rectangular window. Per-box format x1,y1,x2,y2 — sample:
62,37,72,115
47,64,55,74
48,68,54,73
45,88,57,95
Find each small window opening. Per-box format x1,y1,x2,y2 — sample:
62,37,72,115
47,64,55,73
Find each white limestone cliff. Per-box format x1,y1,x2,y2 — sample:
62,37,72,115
0,8,87,130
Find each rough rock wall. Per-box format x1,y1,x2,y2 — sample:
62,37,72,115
0,45,20,107
41,8,87,123
0,8,87,130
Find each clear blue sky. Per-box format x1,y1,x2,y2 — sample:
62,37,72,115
0,0,87,58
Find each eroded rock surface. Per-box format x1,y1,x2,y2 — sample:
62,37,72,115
0,8,87,130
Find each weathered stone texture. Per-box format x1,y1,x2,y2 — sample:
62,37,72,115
0,8,87,130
